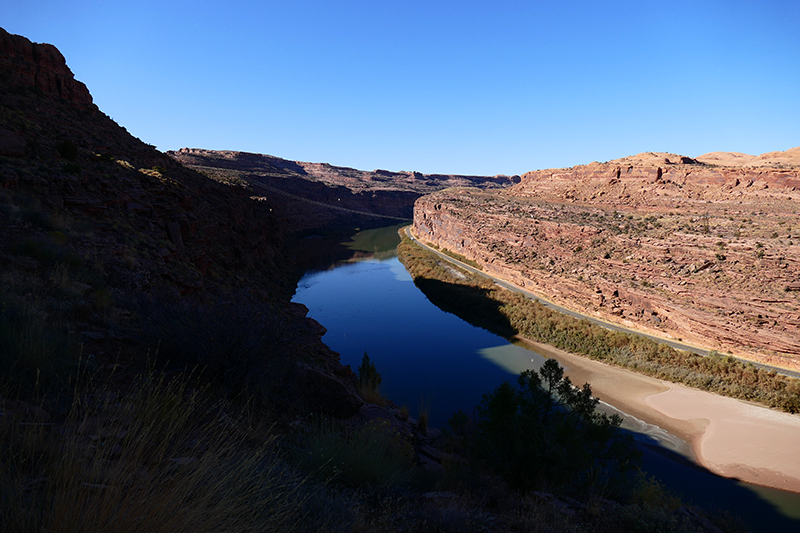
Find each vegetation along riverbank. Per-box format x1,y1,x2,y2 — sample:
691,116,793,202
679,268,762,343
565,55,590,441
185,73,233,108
397,233,800,413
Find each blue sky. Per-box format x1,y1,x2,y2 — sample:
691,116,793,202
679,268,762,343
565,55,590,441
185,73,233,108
3,1,798,175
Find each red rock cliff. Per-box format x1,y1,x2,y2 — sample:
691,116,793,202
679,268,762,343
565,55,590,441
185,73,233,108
413,151,800,369
0,27,93,105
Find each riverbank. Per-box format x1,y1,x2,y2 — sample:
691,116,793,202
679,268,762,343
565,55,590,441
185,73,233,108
399,229,800,494
516,337,800,494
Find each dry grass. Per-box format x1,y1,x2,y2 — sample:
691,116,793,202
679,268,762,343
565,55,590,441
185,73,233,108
0,373,307,533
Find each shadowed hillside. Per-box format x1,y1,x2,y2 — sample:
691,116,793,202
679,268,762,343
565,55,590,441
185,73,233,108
169,147,519,232
0,26,361,416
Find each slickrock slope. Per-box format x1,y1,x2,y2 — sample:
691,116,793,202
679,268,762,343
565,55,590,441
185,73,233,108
414,151,800,369
0,28,361,416
170,148,519,232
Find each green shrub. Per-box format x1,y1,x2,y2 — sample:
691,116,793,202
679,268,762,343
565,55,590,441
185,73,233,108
462,359,639,493
630,472,682,510
56,140,78,161
399,236,800,413
357,351,382,393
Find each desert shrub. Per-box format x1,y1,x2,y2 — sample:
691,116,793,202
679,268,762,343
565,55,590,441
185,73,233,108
62,162,81,174
418,397,430,434
399,236,800,413
356,351,390,405
13,236,83,267
56,140,78,161
357,351,382,393
294,418,413,488
457,359,639,493
630,472,683,510
398,405,410,421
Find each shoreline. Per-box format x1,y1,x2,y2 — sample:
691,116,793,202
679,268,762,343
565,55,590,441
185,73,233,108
405,226,800,377
514,336,800,495
403,227,800,494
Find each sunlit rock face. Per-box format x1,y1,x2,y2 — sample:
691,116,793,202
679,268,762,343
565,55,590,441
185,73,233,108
414,150,800,370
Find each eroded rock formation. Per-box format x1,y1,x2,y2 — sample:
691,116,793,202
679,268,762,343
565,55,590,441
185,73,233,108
414,151,800,369
0,27,92,105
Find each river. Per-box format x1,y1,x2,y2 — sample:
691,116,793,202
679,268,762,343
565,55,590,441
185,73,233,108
291,223,800,530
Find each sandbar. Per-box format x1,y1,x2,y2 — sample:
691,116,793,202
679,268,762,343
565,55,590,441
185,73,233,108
515,336,800,493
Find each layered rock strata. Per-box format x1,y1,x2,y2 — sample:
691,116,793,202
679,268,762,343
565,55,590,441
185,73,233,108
414,152,800,369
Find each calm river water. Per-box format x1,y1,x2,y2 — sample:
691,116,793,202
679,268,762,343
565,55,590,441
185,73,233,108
291,224,800,530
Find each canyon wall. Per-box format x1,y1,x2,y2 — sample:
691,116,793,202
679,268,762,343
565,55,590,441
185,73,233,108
170,148,519,233
0,28,362,417
414,153,800,370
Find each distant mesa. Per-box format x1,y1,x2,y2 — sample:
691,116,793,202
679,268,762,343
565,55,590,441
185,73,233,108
169,148,519,231
591,148,800,169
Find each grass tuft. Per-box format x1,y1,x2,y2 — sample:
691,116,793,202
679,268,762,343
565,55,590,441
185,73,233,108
0,373,307,533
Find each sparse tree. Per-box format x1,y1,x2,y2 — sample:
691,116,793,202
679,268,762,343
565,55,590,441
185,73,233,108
470,358,640,492
357,351,382,393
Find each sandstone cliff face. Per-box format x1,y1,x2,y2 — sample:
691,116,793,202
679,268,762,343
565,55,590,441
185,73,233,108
414,153,800,369
0,28,92,105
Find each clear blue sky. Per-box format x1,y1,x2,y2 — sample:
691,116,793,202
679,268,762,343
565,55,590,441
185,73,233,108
3,1,799,175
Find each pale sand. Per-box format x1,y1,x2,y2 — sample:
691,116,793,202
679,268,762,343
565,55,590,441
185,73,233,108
646,386,800,493
515,337,800,493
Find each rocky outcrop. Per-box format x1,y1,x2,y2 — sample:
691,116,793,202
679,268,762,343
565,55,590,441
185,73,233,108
0,27,92,105
413,152,800,368
516,151,800,207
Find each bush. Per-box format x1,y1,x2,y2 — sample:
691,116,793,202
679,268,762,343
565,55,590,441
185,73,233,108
0,297,75,388
399,236,800,413
56,140,78,161
463,359,639,493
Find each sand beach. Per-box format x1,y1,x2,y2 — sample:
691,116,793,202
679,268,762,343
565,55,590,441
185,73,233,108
517,337,800,494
